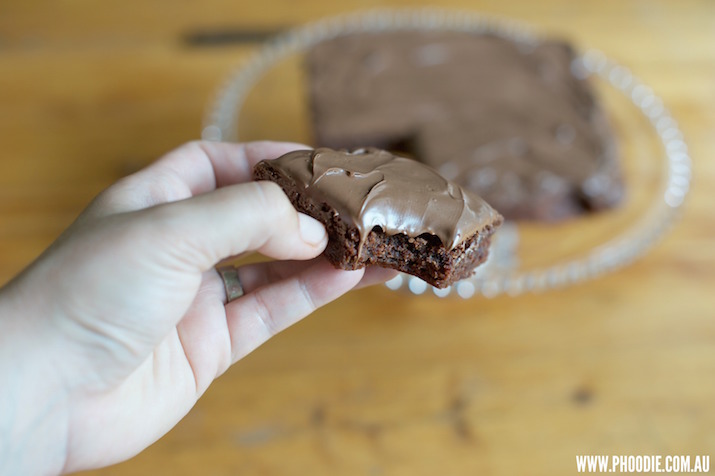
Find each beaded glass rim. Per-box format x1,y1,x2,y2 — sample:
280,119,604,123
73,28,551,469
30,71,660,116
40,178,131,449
202,8,692,298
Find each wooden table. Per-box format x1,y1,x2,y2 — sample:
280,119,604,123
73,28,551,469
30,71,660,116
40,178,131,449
2,1,714,474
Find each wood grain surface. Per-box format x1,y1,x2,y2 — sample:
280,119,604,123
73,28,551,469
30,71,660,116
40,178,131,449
1,1,714,475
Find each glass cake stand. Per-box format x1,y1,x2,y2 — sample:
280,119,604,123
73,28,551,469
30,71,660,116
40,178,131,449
202,8,692,298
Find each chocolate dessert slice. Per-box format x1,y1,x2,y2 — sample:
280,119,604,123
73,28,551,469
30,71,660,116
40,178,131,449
253,147,503,288
307,31,623,221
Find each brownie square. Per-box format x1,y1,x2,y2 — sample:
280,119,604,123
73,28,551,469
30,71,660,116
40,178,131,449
253,147,503,288
307,31,623,221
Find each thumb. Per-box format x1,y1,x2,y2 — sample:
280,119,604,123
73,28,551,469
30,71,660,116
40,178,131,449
137,180,327,271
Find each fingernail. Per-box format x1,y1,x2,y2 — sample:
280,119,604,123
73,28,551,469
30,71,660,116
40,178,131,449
298,214,327,246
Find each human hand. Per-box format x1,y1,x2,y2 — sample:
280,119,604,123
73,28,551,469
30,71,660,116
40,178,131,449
0,141,395,475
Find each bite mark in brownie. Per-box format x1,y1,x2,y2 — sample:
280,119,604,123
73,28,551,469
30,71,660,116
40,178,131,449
253,147,503,288
307,31,624,222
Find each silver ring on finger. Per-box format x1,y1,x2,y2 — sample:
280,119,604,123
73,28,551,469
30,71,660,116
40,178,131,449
216,265,245,303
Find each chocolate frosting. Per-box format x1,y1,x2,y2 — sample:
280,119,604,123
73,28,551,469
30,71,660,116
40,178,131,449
307,32,623,221
266,147,501,249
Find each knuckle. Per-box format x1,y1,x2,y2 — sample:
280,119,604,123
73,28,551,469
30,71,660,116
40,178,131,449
252,292,279,337
297,276,319,313
176,140,205,154
86,176,136,213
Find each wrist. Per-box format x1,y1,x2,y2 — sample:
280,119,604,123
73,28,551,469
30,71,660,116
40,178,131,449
0,280,70,476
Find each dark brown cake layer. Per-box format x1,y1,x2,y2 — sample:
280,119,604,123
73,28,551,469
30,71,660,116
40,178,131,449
307,31,624,221
253,148,503,288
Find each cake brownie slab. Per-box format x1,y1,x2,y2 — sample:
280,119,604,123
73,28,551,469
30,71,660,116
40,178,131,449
307,31,623,221
253,147,503,288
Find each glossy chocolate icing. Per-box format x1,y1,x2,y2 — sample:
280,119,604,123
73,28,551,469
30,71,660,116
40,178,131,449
264,147,501,249
307,31,623,221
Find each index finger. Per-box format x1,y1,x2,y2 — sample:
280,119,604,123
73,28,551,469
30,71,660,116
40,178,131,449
87,140,309,217
152,140,309,194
